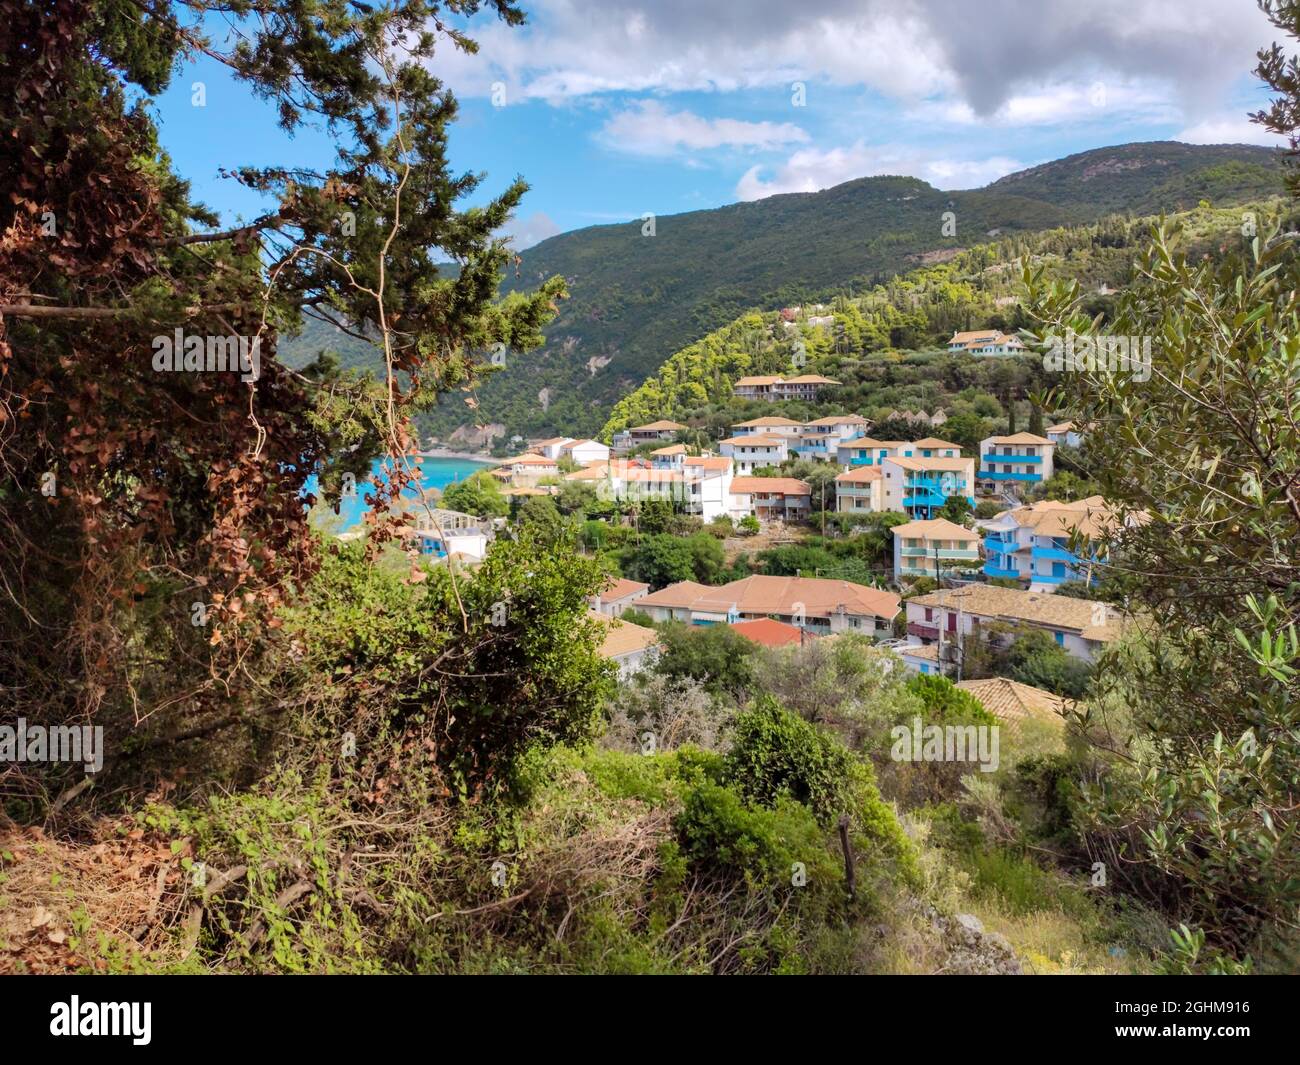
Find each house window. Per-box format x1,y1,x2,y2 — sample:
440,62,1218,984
1054,631,1065,646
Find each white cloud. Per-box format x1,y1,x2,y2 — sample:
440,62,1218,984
1175,115,1286,146
440,0,1273,123
736,141,1025,200
597,101,809,156
500,210,562,251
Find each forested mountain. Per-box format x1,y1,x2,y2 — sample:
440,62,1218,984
279,142,1281,445
601,197,1293,438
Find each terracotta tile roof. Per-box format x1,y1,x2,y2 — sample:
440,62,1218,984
730,617,807,648
530,437,572,448
643,575,899,622
683,456,732,472
910,437,961,449
983,433,1053,446
1046,422,1075,433
805,414,868,426
651,444,686,455
630,420,687,432
732,416,804,428
590,611,661,659
885,455,974,472
782,375,839,384
957,677,1068,734
909,585,1124,640
561,438,601,449
729,476,811,495
834,467,882,483
900,642,941,662
637,581,716,610
949,330,1002,343
598,577,650,604
892,518,981,541
497,453,559,466
733,376,784,387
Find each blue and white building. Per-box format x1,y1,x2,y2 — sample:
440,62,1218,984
978,433,1055,492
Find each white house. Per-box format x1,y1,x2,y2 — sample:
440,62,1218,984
947,329,1027,356
590,577,651,617
982,495,1142,591
560,438,611,465
881,455,976,520
528,436,574,460
590,611,661,679
834,466,884,513
565,456,734,521
891,517,982,582
1046,421,1083,449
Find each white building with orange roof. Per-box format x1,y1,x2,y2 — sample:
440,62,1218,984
947,329,1027,356
559,438,610,465
590,576,651,617
564,455,733,520
890,517,982,581
834,466,884,513
719,433,790,474
527,436,574,460
611,420,688,452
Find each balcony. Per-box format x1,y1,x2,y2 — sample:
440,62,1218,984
979,470,1043,482
1031,545,1082,563
982,452,1043,463
901,546,980,559
907,622,939,640
983,536,1019,554
984,562,1023,580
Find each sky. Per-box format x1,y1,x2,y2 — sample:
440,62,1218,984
151,0,1289,250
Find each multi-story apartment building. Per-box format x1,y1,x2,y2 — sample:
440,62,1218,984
719,433,790,474
834,466,883,513
981,496,1138,591
564,457,733,520
978,433,1055,491
904,584,1126,663
731,375,839,401
881,455,976,520
491,452,560,487
728,476,812,523
891,517,982,580
835,437,910,467
636,575,900,639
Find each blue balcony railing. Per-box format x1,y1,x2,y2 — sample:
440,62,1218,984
983,536,1018,553
1030,546,1082,563
980,470,1043,482
982,453,1043,463
984,563,1022,580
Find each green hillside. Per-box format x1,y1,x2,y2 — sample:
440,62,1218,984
601,197,1294,440
278,142,1281,445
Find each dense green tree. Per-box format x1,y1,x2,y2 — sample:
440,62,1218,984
441,471,510,518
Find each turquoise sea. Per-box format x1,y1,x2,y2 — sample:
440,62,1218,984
305,455,491,531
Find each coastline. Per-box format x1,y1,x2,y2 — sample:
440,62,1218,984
420,448,496,464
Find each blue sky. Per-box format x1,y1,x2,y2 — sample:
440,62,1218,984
152,0,1287,249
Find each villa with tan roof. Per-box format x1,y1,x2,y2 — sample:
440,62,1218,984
636,575,900,639
589,611,661,679
947,329,1027,356
834,466,883,513
905,584,1126,662
564,456,734,521
732,374,839,401
728,476,812,523
719,433,790,474
492,452,560,487
891,517,982,580
982,495,1144,591
590,577,651,618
